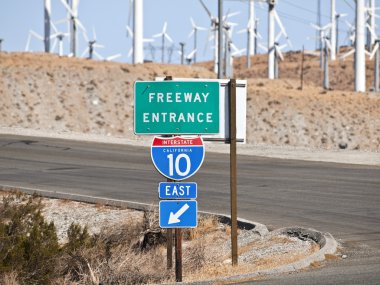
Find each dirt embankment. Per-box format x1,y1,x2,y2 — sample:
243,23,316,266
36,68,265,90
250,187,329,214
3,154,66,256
0,52,379,151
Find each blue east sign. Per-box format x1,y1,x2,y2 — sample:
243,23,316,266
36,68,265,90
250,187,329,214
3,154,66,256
158,182,197,199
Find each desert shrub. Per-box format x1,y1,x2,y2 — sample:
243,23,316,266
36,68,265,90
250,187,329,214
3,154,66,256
59,222,169,284
183,240,206,273
0,193,60,284
183,216,220,241
65,222,91,252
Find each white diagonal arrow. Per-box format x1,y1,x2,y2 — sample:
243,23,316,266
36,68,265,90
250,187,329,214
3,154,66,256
168,203,190,224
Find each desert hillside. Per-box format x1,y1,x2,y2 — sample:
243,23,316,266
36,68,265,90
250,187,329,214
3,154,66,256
0,52,379,151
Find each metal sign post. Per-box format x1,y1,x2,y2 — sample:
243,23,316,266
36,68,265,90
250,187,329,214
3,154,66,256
229,79,238,266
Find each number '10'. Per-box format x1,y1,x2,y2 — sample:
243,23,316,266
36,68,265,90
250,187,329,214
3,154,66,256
167,154,191,177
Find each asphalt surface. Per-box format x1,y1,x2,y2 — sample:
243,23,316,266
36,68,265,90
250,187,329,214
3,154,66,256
0,134,379,284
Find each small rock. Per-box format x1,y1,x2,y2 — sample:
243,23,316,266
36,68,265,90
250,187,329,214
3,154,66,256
338,142,348,149
342,254,348,259
223,259,232,264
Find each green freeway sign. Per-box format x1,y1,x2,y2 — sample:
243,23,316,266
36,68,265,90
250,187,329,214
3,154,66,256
134,81,219,134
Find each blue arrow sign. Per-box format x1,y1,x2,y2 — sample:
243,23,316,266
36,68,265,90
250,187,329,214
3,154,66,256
159,200,197,228
158,182,197,199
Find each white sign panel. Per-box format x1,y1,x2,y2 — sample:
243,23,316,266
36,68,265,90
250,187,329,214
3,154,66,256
156,78,247,143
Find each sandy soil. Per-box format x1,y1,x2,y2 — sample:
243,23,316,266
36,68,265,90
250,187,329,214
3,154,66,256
0,51,379,152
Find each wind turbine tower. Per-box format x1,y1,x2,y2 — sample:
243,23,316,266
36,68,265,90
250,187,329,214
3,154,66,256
44,0,51,52
268,0,276,79
70,0,79,57
368,0,376,48
133,0,144,64
330,0,336,60
249,0,255,56
355,0,366,92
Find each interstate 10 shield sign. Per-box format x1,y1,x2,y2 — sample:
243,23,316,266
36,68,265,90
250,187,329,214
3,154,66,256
151,136,205,180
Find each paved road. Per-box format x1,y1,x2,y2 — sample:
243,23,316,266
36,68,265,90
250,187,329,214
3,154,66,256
0,134,379,284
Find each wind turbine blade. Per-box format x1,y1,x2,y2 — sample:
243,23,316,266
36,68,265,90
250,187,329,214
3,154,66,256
274,10,289,39
82,30,89,42
50,21,58,34
81,47,89,58
143,38,154,43
165,33,173,43
126,25,133,38
93,43,104,48
152,33,162,38
237,28,246,34
188,29,194,39
366,23,378,40
230,42,238,53
187,48,197,59
75,18,87,34
190,17,196,28
275,31,283,42
51,38,58,52
59,0,75,16
72,0,80,13
224,11,240,21
345,20,354,28
275,46,284,61
370,43,379,59
94,51,103,60
106,53,122,61
93,27,97,41
162,22,167,33
127,0,133,26
128,48,133,58
197,26,208,31
198,0,212,19
279,44,287,50
25,33,32,51
310,23,321,30
325,39,332,51
258,42,268,52
340,48,355,60
322,23,332,31
54,18,68,25
30,30,44,41
203,28,212,55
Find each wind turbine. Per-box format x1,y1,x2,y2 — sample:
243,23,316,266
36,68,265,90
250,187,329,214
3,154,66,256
49,22,69,56
273,42,286,79
44,0,51,52
179,42,185,64
268,1,291,79
125,24,154,63
133,0,144,64
25,30,44,51
238,18,261,68
51,32,69,56
59,0,87,57
188,17,207,63
0,39,3,52
335,12,347,56
81,28,105,59
311,23,332,68
152,22,173,63
199,0,219,73
185,49,197,64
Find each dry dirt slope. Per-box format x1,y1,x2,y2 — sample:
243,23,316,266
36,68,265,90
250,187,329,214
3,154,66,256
0,52,379,151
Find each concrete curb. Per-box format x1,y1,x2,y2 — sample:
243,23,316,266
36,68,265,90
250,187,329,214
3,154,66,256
0,185,338,284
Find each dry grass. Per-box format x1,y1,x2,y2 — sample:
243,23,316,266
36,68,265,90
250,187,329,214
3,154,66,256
0,192,323,284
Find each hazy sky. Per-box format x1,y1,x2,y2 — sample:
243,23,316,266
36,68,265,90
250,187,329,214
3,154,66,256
0,0,361,63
